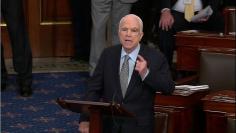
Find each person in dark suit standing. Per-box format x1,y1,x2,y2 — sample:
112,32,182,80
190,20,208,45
130,0,159,46
79,14,175,133
69,0,91,62
1,0,32,97
158,0,224,68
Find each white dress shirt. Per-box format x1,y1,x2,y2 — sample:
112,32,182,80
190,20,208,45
120,44,140,84
172,0,203,12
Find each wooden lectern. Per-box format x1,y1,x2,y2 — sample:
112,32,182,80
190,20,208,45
57,98,134,133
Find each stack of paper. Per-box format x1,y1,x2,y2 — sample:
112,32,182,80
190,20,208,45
211,95,236,103
191,5,213,22
175,85,209,91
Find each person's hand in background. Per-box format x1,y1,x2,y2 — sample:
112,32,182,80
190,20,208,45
159,9,174,31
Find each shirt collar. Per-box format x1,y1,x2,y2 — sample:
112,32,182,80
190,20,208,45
121,44,140,62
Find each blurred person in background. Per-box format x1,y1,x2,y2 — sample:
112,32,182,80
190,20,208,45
1,0,33,97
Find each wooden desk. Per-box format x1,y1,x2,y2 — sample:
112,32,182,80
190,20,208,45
175,31,235,71
202,90,236,133
154,89,209,133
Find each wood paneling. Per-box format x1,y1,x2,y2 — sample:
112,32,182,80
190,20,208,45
1,0,75,58
1,27,12,57
176,31,236,71
41,0,71,22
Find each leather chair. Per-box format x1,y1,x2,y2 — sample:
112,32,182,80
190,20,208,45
227,114,236,133
198,48,236,91
154,112,168,133
176,48,236,91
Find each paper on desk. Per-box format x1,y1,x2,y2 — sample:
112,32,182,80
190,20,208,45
180,30,199,33
175,85,209,91
191,5,213,22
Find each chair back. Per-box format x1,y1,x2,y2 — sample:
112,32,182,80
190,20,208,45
199,48,236,91
227,116,236,133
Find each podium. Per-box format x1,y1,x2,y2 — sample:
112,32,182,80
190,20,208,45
57,98,134,133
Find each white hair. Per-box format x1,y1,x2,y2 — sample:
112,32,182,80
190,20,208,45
119,14,143,32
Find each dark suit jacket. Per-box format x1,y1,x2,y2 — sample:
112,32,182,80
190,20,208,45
81,45,175,132
160,0,223,12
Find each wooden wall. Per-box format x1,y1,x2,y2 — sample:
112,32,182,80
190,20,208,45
1,0,74,58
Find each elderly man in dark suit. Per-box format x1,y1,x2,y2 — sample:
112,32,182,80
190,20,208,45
89,0,139,76
158,0,225,68
79,14,175,133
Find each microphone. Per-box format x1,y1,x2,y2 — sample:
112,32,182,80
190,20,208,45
111,89,121,107
111,88,118,106
111,88,119,128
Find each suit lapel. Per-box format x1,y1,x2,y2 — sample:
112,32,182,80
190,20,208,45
124,70,141,98
113,46,124,101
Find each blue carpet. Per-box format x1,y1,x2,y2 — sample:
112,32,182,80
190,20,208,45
1,72,89,133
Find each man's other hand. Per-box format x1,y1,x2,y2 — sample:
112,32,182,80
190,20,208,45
135,55,148,79
159,10,174,31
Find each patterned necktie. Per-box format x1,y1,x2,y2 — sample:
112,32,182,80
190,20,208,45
184,0,195,22
120,55,130,97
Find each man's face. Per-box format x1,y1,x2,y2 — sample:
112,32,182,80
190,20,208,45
118,16,143,53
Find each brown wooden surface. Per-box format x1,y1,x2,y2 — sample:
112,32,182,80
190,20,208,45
205,112,227,133
57,99,134,133
89,108,103,133
154,90,209,133
223,7,236,35
1,0,74,58
202,90,236,133
175,31,236,71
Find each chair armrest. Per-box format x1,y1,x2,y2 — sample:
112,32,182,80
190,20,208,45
199,48,236,55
